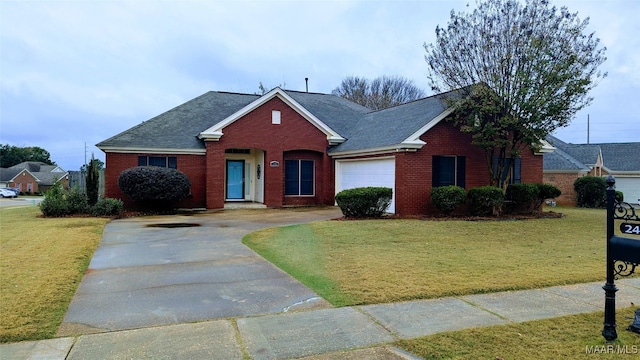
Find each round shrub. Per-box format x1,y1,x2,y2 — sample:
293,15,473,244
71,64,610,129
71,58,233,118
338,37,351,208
40,183,70,217
118,166,191,209
430,185,466,215
66,186,89,214
467,186,504,216
505,183,538,214
506,183,562,214
538,183,562,201
92,198,124,216
615,191,624,202
574,176,606,208
335,187,392,218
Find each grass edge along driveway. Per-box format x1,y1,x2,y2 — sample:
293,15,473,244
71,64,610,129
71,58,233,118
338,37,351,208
0,207,109,343
243,207,628,307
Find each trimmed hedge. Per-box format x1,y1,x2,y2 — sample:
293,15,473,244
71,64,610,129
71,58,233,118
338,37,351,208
335,187,392,218
467,186,504,216
430,185,467,215
574,176,606,208
92,198,124,216
118,166,191,210
505,183,561,214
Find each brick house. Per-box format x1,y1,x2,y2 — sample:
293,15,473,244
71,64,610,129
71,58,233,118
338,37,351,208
97,87,550,215
0,161,69,193
543,135,640,206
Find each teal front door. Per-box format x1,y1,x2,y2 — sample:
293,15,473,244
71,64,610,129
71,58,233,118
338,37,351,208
226,160,245,199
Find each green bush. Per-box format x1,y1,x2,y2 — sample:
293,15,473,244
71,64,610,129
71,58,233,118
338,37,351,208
335,187,392,218
430,186,467,215
39,182,70,217
615,191,624,202
505,183,538,214
66,186,89,214
91,198,124,216
506,183,562,214
467,186,505,216
574,176,606,208
118,166,191,210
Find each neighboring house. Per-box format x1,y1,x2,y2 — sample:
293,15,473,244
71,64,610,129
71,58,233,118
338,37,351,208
0,161,69,193
97,87,549,215
544,135,640,205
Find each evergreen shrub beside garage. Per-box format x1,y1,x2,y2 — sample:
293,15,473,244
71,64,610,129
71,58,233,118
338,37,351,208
335,187,393,218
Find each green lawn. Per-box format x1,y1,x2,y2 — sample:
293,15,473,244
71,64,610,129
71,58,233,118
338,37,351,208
396,307,640,359
243,207,623,306
0,207,109,342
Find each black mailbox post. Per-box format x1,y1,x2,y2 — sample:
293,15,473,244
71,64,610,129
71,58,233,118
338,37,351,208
602,175,640,341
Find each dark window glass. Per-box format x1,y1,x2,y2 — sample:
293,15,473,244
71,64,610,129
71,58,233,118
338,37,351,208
300,160,314,195
284,159,314,196
492,157,521,185
284,160,300,195
432,156,465,188
168,157,177,169
138,156,178,169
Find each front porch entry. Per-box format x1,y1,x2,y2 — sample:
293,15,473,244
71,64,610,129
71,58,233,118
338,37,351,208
224,148,265,204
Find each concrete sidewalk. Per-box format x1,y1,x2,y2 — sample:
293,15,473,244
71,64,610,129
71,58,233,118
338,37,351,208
3,278,639,359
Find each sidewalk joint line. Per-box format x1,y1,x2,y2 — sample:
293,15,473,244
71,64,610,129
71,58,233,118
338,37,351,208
354,306,400,339
455,296,513,323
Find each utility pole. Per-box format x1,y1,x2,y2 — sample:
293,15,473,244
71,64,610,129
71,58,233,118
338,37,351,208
587,114,590,144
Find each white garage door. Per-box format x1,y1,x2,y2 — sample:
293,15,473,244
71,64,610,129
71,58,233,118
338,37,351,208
614,176,640,205
336,158,396,213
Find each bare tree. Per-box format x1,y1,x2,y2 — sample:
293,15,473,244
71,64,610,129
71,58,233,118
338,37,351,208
424,0,606,189
332,75,425,110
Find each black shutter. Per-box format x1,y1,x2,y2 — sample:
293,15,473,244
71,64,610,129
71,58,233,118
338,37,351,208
456,156,466,188
513,157,522,183
138,156,147,166
432,156,441,187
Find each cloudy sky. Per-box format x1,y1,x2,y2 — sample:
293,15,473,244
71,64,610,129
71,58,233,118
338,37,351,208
1,0,638,171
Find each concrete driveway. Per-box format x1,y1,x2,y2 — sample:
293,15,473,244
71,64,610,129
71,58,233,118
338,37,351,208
57,207,343,336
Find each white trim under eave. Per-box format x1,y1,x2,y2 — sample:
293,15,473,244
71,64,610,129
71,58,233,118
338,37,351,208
329,141,424,159
402,107,455,144
99,147,206,155
535,139,555,155
198,87,346,145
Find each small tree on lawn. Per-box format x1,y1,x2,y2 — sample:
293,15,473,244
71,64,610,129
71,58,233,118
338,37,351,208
86,154,101,206
424,0,606,190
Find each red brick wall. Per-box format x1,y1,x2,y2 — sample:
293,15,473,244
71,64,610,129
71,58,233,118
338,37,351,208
205,96,334,208
9,171,41,193
103,153,206,209
543,172,583,206
394,121,544,215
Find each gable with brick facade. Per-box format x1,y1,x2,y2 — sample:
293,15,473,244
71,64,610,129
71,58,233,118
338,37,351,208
97,87,549,215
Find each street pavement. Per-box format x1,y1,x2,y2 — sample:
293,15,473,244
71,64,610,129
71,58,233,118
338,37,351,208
2,207,639,359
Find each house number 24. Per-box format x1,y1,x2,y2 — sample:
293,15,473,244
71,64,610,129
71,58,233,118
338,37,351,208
620,223,640,235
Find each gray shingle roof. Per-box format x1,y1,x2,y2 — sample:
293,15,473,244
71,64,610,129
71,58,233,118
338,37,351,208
330,93,450,153
543,147,590,171
595,143,640,172
97,91,260,151
97,88,460,155
0,162,67,185
544,135,640,172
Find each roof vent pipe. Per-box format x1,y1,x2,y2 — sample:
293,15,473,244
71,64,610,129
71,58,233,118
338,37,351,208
305,78,309,93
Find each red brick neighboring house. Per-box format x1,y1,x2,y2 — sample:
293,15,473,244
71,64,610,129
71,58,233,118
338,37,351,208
543,135,640,206
0,161,69,193
97,88,551,215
